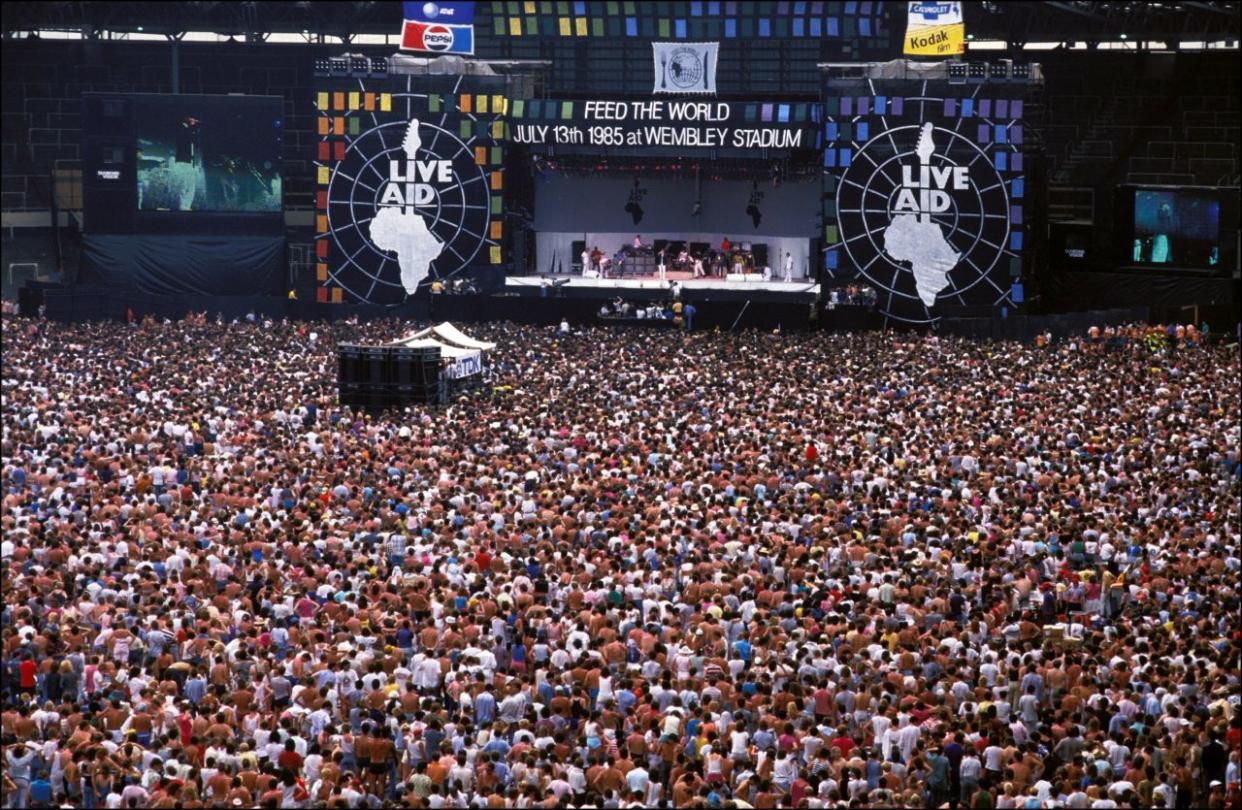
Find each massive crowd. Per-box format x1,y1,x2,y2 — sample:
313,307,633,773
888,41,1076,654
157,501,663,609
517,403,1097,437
1,314,1239,810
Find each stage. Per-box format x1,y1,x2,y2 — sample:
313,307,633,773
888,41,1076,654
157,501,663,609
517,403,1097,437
505,273,818,298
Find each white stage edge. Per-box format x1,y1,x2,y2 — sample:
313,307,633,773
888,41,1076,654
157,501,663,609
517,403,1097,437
506,275,819,294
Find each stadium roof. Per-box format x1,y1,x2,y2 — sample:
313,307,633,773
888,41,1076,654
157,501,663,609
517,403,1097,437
2,2,1238,47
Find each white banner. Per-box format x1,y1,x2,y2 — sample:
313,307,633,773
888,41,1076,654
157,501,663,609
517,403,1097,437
444,352,481,379
653,42,718,95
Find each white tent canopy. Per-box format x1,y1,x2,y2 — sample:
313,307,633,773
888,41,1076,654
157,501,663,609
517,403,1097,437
395,337,478,360
397,322,496,352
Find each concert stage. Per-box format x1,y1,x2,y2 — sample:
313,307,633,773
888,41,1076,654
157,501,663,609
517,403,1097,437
505,274,818,300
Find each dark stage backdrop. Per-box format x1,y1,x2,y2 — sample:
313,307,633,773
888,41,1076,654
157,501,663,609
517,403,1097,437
80,235,284,296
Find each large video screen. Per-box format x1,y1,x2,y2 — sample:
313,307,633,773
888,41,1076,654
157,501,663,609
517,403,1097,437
1131,188,1221,267
134,95,282,213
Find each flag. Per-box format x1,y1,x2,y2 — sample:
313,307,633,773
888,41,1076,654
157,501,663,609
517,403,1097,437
401,1,475,55
903,2,966,57
652,42,719,95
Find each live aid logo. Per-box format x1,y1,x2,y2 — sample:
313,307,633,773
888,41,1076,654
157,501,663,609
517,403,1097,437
379,158,455,213
892,165,970,215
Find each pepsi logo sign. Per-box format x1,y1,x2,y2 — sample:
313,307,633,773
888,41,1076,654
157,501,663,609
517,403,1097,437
423,25,454,51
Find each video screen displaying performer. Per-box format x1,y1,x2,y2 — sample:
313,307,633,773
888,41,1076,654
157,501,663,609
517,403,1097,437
1132,189,1220,267
135,96,282,213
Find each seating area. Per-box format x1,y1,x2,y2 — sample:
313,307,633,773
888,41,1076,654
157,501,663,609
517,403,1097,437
1042,52,1239,189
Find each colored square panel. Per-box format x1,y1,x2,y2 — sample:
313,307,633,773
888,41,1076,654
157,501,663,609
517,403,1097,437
1010,232,1023,251
641,17,654,35
317,166,330,184
810,18,821,36
1011,100,1024,118
944,99,957,117
561,101,573,119
333,117,344,135
490,245,502,264
491,121,505,139
823,149,836,167
460,95,473,113
429,95,441,113
525,0,536,11
527,17,538,34
491,147,503,164
761,103,773,122
491,196,502,215
609,17,622,34
558,17,571,35
890,96,903,116
364,92,375,111
510,17,522,35
1011,178,1024,198
348,118,360,136
318,117,329,135
725,19,736,36
380,93,392,112
316,287,328,303
827,17,838,36
977,124,990,143
490,221,503,240
839,148,851,166
318,142,329,161
691,0,703,14
1011,152,1023,171
316,92,328,110
658,19,670,37
826,249,838,270
316,215,327,232
316,240,328,257
334,142,346,161
775,16,789,36
856,122,868,140
348,92,360,110
859,17,870,36
839,121,851,140
758,18,770,36
840,97,852,115
316,263,327,282
873,95,885,113
475,147,487,164
979,99,992,118
490,171,503,190
1010,125,1023,145
793,18,804,36
332,92,344,110
625,17,637,35
608,1,620,12
857,97,869,115
460,121,472,139
575,17,588,35
996,99,1009,118
494,16,505,34
778,104,789,122
316,191,327,210
574,0,586,13
592,18,604,35
512,99,525,117
675,19,686,37
1010,206,1023,224
477,95,489,114
825,224,839,243
994,125,1007,144
994,151,1008,171
825,121,838,141
708,0,720,12
960,98,973,117
824,97,838,115
332,288,342,304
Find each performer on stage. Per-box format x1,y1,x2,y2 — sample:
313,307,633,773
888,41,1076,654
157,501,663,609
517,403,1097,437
633,234,643,250
783,251,794,283
657,247,667,282
693,256,705,278
720,236,731,253
581,246,592,275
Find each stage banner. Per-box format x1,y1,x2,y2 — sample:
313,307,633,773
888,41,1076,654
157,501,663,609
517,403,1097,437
509,98,816,150
313,75,506,305
903,2,966,57
653,42,719,95
821,80,1026,324
402,1,475,55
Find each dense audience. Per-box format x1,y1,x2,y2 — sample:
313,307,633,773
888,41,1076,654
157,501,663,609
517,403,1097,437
2,313,1239,810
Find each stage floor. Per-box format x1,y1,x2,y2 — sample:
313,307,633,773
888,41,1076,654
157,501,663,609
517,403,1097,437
506,274,819,295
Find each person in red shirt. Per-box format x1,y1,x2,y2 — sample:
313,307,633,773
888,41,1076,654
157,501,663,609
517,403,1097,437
830,727,855,757
277,739,303,773
18,656,37,694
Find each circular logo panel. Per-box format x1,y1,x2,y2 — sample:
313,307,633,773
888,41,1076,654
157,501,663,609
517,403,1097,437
325,118,490,304
667,47,705,90
836,121,1010,325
